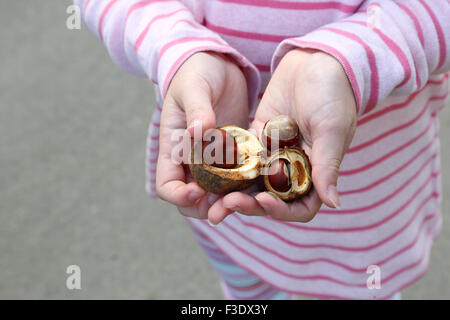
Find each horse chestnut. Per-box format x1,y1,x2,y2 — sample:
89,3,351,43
268,159,291,192
190,126,264,194
262,115,300,151
264,147,312,201
202,129,239,169
189,115,313,200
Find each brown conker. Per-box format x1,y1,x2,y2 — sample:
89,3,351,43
263,147,312,201
189,126,264,194
262,115,300,151
202,129,239,169
268,159,291,192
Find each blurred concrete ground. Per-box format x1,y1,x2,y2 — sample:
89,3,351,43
0,0,449,299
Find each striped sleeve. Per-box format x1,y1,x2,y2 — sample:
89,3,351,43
74,0,260,101
271,0,450,116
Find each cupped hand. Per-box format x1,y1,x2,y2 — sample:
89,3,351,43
156,52,249,219
210,49,357,224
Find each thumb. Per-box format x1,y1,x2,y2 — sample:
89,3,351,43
180,81,216,138
310,126,351,210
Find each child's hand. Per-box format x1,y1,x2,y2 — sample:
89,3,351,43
213,49,357,223
156,52,249,219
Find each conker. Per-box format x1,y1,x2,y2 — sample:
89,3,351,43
268,159,291,192
264,148,312,201
202,129,238,169
262,115,300,150
189,116,313,200
189,126,264,194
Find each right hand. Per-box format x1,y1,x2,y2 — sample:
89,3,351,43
156,52,250,219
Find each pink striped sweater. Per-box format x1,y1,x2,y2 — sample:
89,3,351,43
76,0,450,299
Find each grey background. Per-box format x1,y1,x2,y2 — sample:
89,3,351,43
0,0,449,299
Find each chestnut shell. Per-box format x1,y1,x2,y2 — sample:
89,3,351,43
190,126,264,194
263,147,312,201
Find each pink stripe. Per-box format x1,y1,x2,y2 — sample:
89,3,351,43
341,146,438,196
156,104,162,112
193,221,440,300
291,39,362,113
125,0,172,22
340,114,436,176
268,171,440,232
348,94,441,153
150,135,159,141
216,0,358,13
205,19,289,42
211,225,366,287
326,158,437,215
322,27,379,112
162,45,232,96
203,211,438,287
396,2,425,48
254,64,271,72
135,8,188,52
169,18,202,31
227,284,275,300
429,74,450,85
98,0,119,42
344,20,412,90
357,75,448,126
224,281,265,292
245,182,439,244
418,0,447,69
84,0,92,14
229,204,437,272
158,36,224,62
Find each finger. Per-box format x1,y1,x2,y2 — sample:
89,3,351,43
222,192,267,216
249,92,280,142
207,197,234,225
255,189,322,222
179,80,216,138
156,99,206,206
310,124,351,210
177,193,214,219
156,151,206,206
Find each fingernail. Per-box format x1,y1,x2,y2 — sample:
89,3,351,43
230,206,242,213
188,191,203,203
207,193,219,205
327,185,341,210
208,218,218,227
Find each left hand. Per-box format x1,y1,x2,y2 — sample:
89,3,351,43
208,49,357,224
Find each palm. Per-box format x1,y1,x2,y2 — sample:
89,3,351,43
211,50,357,223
